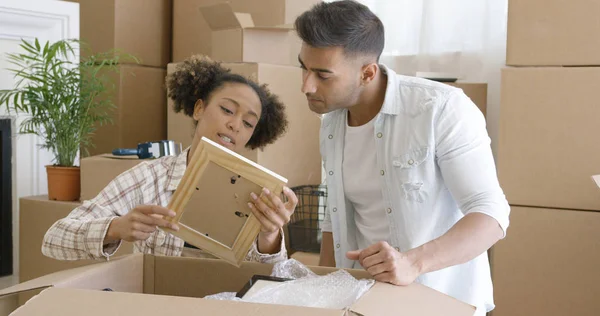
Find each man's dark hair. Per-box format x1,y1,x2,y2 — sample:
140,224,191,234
295,0,385,61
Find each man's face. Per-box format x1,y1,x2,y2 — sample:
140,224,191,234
298,44,363,114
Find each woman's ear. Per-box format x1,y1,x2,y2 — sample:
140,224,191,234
192,99,205,121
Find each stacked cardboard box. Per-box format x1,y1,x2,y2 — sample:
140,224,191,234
172,0,320,62
78,0,170,156
494,1,600,315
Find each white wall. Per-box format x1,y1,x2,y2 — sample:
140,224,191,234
0,0,79,279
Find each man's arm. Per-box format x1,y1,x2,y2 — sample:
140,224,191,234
319,232,336,267
411,212,502,274
347,213,501,285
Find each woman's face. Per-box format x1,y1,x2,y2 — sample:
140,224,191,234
193,82,262,152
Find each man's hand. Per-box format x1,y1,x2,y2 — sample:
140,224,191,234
248,186,298,254
105,205,179,244
346,241,422,286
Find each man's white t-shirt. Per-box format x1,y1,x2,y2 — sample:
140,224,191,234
341,116,390,265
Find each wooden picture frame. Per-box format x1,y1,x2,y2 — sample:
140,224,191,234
165,137,288,267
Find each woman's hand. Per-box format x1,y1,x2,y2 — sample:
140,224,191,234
248,186,298,254
105,205,179,244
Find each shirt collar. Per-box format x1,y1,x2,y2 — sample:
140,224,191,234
379,64,401,116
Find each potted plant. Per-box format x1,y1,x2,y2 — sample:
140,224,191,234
0,38,136,201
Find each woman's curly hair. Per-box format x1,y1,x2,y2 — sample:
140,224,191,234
166,55,288,150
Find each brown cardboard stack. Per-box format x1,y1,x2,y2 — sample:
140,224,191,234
506,0,600,66
78,0,171,156
172,0,320,62
494,1,600,315
87,65,167,156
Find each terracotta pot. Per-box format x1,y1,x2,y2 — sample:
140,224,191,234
46,165,80,201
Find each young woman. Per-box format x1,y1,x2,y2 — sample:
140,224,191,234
42,55,297,263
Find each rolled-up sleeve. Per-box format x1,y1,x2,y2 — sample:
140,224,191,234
245,228,288,263
435,90,510,236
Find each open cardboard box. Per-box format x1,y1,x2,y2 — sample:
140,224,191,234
171,0,320,62
0,254,475,315
200,3,299,66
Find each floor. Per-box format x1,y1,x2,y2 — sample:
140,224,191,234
0,275,17,290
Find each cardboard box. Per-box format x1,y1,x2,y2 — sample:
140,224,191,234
18,196,133,301
200,3,298,66
88,65,167,157
506,0,600,66
491,206,600,316
446,82,487,117
167,62,322,187
172,0,320,62
79,0,172,67
290,251,320,266
498,67,600,211
80,155,145,201
0,254,476,315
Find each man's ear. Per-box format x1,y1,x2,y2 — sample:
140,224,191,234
361,62,379,85
192,99,204,121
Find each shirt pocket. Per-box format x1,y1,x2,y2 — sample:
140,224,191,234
392,147,430,203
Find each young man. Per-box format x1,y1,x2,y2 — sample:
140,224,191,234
294,1,510,315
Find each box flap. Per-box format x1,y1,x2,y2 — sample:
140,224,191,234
11,287,344,316
234,13,254,29
592,175,600,188
349,282,476,316
0,263,101,297
0,254,143,297
200,3,254,30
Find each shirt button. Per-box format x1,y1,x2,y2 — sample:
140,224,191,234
380,170,385,176
377,132,383,138
329,171,334,175
328,134,333,139
332,207,337,212
386,208,392,214
336,244,340,248
408,159,414,165
394,247,400,252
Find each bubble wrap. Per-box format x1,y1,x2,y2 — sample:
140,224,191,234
204,259,374,309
